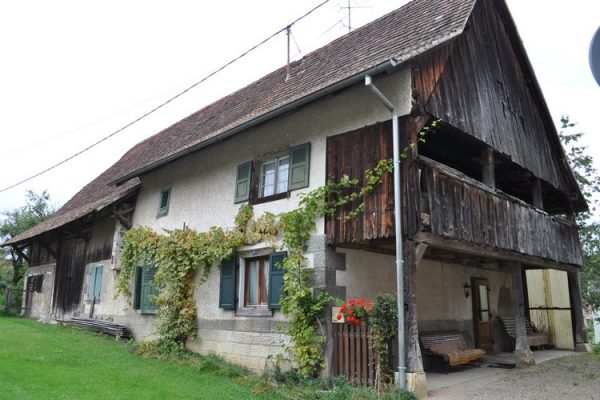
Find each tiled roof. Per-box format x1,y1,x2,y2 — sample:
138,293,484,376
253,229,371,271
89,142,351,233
110,0,476,184
3,168,140,245
3,0,475,245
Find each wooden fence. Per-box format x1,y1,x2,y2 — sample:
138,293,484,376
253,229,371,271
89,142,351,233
331,323,397,386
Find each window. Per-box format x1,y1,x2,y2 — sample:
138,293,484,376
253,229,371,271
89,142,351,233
243,256,269,306
234,143,310,203
260,156,289,198
219,251,286,312
157,188,171,216
87,266,103,301
133,266,158,313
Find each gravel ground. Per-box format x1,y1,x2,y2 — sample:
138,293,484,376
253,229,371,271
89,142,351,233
429,353,600,399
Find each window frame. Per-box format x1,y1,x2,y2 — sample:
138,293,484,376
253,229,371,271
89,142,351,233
133,265,159,314
259,155,290,199
235,143,310,205
236,249,273,317
157,187,171,217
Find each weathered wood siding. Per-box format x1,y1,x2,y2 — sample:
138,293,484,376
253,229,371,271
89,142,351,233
422,163,582,266
326,121,394,244
53,238,87,316
85,216,114,264
413,0,572,196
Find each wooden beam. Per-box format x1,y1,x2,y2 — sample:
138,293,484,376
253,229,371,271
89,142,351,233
112,204,133,230
532,178,543,210
481,146,495,188
403,241,424,374
415,242,428,265
40,242,58,260
413,232,578,271
566,269,587,345
509,262,532,353
12,245,30,264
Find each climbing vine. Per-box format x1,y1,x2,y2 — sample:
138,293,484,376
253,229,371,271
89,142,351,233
117,119,441,376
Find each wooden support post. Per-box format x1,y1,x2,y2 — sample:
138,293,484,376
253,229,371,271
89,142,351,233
566,269,591,351
510,261,535,367
481,146,495,188
532,178,543,210
404,241,427,398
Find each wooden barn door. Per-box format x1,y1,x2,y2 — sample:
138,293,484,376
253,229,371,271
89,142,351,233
472,278,492,350
52,238,86,317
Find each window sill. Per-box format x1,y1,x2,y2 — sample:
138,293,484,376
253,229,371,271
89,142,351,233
235,307,273,317
138,309,158,315
250,192,289,205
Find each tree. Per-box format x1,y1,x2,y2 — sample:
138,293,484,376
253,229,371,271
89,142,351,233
559,116,600,312
0,190,55,286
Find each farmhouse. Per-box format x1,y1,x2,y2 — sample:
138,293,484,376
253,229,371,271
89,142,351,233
4,0,590,395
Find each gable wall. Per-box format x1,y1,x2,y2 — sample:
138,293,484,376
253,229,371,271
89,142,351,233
417,0,571,195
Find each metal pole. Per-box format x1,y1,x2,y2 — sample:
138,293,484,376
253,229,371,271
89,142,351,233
286,26,291,82
365,75,406,390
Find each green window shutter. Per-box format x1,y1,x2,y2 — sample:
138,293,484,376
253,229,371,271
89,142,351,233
288,143,310,190
133,266,143,310
268,251,287,310
94,266,103,300
141,267,158,313
87,267,95,301
234,161,253,203
219,258,237,309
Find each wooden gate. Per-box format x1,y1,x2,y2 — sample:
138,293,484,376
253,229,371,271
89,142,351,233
332,323,399,386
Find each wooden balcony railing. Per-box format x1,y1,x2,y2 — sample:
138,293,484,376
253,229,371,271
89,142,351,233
419,157,582,266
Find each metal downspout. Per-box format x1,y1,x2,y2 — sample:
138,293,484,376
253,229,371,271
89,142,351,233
364,74,406,391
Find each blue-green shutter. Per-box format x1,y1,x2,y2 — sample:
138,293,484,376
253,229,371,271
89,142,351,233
133,266,143,310
87,266,102,301
288,143,310,190
94,266,103,300
219,258,237,309
234,161,253,203
141,267,158,313
87,267,95,300
268,251,287,310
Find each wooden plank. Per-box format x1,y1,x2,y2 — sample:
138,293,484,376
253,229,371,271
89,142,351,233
343,324,350,380
482,146,495,188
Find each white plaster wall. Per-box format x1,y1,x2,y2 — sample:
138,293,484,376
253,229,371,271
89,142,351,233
124,67,411,366
131,67,411,235
24,263,55,321
81,259,130,317
416,259,511,345
594,312,600,344
335,248,397,300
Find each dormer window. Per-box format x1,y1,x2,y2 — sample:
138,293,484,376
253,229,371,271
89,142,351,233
157,188,171,217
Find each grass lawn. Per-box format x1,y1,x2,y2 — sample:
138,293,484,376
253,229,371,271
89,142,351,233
0,316,283,400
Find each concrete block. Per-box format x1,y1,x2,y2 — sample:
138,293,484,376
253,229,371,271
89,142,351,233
406,372,428,399
513,349,536,368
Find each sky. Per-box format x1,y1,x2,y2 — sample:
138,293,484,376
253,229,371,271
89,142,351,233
0,0,599,216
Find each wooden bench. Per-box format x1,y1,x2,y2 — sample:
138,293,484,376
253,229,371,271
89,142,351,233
498,316,549,349
419,331,486,373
